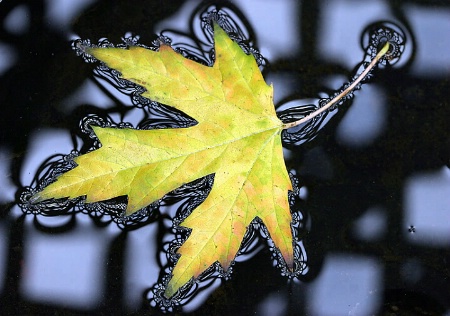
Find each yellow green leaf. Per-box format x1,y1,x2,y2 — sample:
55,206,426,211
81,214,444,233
34,24,293,297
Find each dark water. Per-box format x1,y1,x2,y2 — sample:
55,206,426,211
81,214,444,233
1,0,450,315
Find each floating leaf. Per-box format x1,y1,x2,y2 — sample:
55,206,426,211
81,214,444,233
34,24,294,297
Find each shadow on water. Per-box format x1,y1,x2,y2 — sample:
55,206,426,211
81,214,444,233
1,0,449,315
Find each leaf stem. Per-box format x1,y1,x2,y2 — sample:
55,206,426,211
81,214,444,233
282,42,390,130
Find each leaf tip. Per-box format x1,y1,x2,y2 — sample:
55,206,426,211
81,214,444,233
212,21,225,36
83,46,99,61
90,124,101,133
286,259,295,272
158,43,172,52
29,193,43,204
89,124,105,140
163,283,178,299
28,189,61,205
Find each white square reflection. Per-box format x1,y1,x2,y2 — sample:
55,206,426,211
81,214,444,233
307,254,382,316
404,167,450,246
21,219,112,309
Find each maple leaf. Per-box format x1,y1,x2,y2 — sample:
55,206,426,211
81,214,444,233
34,24,294,297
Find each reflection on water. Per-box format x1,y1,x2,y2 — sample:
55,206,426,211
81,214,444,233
407,5,450,76
256,292,288,316
404,167,450,246
307,255,383,316
3,4,30,35
336,85,388,147
20,129,74,185
352,206,387,241
319,0,393,68
0,222,6,292
0,43,16,77
125,223,160,310
0,150,15,203
20,215,113,309
1,0,449,315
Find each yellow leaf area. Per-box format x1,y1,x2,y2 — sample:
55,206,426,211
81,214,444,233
34,24,293,297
